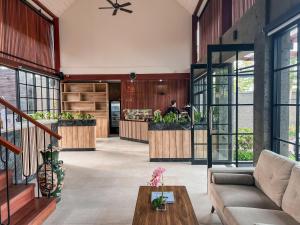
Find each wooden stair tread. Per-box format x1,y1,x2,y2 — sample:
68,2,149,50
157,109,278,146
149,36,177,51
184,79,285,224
4,198,56,225
0,184,35,206
0,170,13,192
0,184,35,222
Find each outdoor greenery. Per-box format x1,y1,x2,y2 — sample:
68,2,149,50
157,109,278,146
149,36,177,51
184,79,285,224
235,128,254,161
30,112,94,121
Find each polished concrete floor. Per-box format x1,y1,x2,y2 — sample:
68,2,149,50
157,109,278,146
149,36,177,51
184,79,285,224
44,137,222,225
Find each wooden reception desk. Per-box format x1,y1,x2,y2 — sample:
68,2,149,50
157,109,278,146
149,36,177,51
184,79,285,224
119,120,149,143
148,123,207,162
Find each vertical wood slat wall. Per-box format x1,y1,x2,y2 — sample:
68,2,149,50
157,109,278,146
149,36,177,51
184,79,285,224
0,0,55,72
198,0,256,62
121,80,189,116
119,121,148,142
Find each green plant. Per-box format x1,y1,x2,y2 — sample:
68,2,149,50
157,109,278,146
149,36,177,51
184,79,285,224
153,110,163,123
237,150,253,161
30,112,59,120
60,112,74,120
238,128,253,151
74,113,94,120
163,112,177,124
178,114,189,124
151,196,165,210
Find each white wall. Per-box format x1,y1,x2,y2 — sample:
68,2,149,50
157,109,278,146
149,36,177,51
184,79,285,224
59,0,192,74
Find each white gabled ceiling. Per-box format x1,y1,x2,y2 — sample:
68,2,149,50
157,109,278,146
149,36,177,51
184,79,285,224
39,0,197,17
39,0,76,17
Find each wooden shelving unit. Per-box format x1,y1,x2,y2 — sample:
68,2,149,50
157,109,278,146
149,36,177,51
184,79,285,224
61,83,109,138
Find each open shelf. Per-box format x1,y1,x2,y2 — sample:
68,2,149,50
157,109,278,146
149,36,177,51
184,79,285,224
61,83,109,137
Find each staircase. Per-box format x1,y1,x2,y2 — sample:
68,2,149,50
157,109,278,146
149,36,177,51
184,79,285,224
0,171,56,225
0,97,62,225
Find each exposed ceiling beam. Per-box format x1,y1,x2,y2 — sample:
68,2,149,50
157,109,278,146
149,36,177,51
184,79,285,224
197,0,208,17
31,0,57,19
193,0,203,16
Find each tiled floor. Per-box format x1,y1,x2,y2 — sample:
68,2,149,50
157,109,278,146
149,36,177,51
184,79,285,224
44,137,222,225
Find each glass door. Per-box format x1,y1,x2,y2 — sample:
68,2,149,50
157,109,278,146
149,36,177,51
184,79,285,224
191,64,208,164
207,44,255,168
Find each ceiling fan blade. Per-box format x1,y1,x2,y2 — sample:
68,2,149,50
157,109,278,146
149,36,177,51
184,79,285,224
106,0,115,6
119,2,131,7
113,8,118,15
120,8,132,13
99,7,114,9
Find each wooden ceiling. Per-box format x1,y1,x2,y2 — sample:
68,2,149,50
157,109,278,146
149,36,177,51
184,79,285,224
38,0,198,17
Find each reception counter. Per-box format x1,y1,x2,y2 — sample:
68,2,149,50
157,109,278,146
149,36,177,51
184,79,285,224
148,123,207,162
58,119,96,151
119,120,149,143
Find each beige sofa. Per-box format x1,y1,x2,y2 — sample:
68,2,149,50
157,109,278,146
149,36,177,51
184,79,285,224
208,150,300,225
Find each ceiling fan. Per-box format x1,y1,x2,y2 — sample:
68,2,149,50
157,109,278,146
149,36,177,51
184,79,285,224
99,0,133,16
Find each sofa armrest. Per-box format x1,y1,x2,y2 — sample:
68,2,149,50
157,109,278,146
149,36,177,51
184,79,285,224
208,167,255,184
212,173,255,185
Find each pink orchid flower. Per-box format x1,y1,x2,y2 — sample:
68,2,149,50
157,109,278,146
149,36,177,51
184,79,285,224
149,167,166,187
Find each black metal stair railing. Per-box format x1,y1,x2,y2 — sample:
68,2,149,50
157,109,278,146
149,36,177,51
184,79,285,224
0,97,62,225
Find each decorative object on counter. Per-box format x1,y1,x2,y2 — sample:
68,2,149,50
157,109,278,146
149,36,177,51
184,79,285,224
38,144,65,202
149,167,168,211
123,109,152,121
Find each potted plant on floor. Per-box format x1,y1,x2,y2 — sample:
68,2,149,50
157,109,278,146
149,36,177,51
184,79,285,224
38,144,65,202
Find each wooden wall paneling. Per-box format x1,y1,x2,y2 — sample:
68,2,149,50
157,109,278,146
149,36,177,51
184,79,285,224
136,122,141,140
183,131,191,158
175,131,183,158
148,131,155,158
141,122,148,141
0,0,56,73
169,131,177,158
162,131,170,158
121,80,189,115
155,131,163,158
132,121,136,139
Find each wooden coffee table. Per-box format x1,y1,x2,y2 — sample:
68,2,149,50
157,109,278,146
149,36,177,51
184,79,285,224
132,186,199,225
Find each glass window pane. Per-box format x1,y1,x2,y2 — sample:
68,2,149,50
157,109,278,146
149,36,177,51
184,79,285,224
0,66,17,109
27,86,34,98
19,84,27,97
279,141,297,160
274,26,298,69
42,88,48,98
43,99,48,111
27,73,34,85
36,75,41,86
238,106,253,132
37,98,42,111
19,71,26,84
20,98,27,112
275,106,296,144
36,87,42,98
42,77,47,87
237,135,254,162
275,66,297,105
28,99,35,113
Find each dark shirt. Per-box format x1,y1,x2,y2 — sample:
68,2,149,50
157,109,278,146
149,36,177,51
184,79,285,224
165,106,180,115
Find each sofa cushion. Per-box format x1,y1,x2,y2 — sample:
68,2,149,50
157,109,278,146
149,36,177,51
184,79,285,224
212,173,254,186
282,165,300,223
210,184,280,212
224,207,300,225
254,150,295,207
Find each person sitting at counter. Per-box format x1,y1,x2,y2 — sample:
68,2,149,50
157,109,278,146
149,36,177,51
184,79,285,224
164,100,180,115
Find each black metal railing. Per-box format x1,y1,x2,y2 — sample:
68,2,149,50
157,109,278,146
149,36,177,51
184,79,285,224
0,97,61,225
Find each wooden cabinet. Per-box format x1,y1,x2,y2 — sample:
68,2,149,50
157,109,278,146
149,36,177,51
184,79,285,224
61,83,109,138
119,120,148,142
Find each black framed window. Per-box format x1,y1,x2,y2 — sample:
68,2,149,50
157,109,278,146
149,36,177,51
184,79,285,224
17,70,60,114
273,24,299,161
